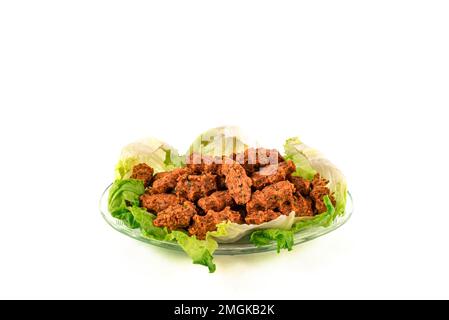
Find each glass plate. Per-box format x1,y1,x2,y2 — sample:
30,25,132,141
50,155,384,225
100,184,353,255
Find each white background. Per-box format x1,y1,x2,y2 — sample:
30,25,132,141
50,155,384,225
1,1,448,299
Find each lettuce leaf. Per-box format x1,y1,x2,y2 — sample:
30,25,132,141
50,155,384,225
250,196,335,250
129,206,168,240
129,206,220,272
115,137,183,180
110,208,140,229
284,137,317,180
250,229,294,253
108,179,145,228
209,212,297,243
166,231,218,273
187,126,248,157
284,137,347,216
291,195,336,231
164,223,231,272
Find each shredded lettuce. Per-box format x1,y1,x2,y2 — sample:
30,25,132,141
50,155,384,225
108,179,145,228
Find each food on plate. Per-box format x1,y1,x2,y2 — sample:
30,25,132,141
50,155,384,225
140,193,183,213
189,207,243,239
197,191,234,212
153,201,197,230
251,160,296,189
175,173,217,202
220,160,253,205
151,168,190,194
107,127,348,272
130,163,154,186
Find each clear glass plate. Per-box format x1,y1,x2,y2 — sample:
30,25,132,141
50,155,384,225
100,184,353,255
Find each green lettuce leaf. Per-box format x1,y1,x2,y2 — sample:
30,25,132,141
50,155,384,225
113,205,218,272
291,195,336,231
284,137,317,180
110,208,140,229
209,212,297,243
129,206,218,272
250,196,335,250
250,229,294,253
166,231,218,273
108,179,145,229
129,206,168,240
115,137,183,180
284,137,347,216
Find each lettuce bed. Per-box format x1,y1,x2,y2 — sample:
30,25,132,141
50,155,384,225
107,127,348,272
